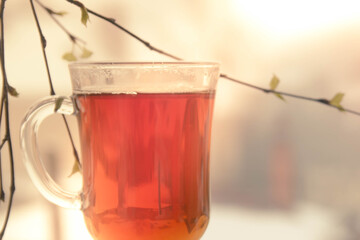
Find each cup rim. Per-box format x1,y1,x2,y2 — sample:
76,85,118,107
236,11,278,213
68,61,220,69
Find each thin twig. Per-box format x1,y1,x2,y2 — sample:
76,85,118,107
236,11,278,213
0,96,4,135
0,153,5,202
35,0,85,45
0,0,16,238
30,0,81,166
65,1,360,116
221,73,360,116
30,0,55,95
61,115,80,163
0,138,6,151
0,97,16,240
66,0,183,61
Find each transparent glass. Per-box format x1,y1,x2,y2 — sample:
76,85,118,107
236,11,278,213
20,62,220,240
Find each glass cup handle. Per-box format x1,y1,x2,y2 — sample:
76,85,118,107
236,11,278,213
20,95,82,210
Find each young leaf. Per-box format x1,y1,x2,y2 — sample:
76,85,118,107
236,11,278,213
70,0,89,25
7,85,19,97
68,160,81,177
62,52,77,62
330,92,345,111
80,4,89,26
53,11,67,16
270,75,280,90
81,47,93,58
54,96,66,112
274,93,285,101
269,75,285,101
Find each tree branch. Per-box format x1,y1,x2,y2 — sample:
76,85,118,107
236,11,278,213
0,0,16,238
66,0,183,61
35,0,85,45
30,0,81,167
220,74,360,116
65,0,360,116
30,0,55,95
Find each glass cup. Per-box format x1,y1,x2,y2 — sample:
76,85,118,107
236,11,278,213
20,62,220,240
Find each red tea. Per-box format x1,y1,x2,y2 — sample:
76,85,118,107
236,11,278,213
76,91,215,240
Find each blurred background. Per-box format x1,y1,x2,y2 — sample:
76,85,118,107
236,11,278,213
2,0,360,239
